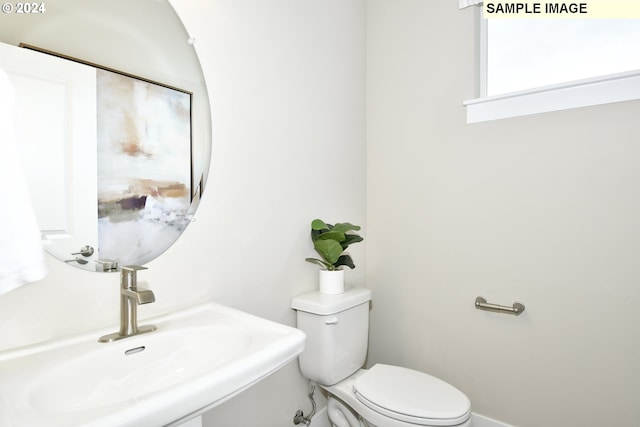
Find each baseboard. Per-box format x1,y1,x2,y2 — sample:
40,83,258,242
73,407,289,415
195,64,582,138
177,416,202,427
310,406,330,427
310,407,513,427
471,413,514,427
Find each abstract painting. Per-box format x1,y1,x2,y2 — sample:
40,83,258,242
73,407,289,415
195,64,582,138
96,69,192,266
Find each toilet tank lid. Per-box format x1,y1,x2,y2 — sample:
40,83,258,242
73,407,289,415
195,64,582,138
291,286,372,315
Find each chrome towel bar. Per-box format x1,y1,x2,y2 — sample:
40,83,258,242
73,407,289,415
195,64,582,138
475,296,525,316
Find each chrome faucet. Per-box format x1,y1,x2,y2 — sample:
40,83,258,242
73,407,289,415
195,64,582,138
98,265,157,343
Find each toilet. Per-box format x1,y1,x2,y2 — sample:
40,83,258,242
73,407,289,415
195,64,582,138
291,287,472,427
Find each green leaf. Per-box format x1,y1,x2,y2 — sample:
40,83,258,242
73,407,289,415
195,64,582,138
313,239,344,265
305,257,331,269
311,219,332,242
341,234,363,249
334,254,355,269
315,230,345,243
311,219,329,230
331,222,361,233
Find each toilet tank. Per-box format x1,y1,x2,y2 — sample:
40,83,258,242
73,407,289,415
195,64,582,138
291,287,372,386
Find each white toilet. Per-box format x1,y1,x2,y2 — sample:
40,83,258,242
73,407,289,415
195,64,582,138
291,287,472,427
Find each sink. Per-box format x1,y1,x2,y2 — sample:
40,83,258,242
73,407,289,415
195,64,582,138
0,302,305,427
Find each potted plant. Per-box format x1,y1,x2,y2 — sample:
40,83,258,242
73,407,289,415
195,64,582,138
305,218,363,294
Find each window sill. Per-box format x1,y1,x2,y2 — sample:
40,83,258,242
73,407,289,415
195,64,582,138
463,70,640,124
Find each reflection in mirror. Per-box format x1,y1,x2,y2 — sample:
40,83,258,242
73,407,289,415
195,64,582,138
0,0,211,272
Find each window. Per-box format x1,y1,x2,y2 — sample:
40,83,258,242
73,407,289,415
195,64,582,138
487,19,640,96
464,14,640,123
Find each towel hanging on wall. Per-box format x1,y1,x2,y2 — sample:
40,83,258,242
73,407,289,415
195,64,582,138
0,66,47,295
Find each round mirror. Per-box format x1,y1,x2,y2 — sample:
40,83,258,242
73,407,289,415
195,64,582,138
0,0,211,272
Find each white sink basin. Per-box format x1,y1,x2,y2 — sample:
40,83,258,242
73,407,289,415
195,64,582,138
0,302,305,427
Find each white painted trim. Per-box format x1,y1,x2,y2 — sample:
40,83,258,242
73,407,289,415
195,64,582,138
477,8,488,98
463,69,640,123
472,412,514,427
459,0,483,9
176,416,202,427
312,405,513,427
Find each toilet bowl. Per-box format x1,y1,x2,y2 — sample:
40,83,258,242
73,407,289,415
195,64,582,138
291,287,472,427
323,366,471,427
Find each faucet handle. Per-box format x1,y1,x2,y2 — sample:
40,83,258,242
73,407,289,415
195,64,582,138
121,265,148,288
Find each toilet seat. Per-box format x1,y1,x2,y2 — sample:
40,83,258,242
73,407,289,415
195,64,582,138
353,364,471,426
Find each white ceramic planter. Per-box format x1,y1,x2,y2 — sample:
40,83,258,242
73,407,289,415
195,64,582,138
319,270,345,294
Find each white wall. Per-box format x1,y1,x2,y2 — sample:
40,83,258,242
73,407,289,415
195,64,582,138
0,1,366,426
366,1,640,426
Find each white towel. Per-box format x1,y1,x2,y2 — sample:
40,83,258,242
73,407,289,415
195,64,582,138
0,66,47,295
